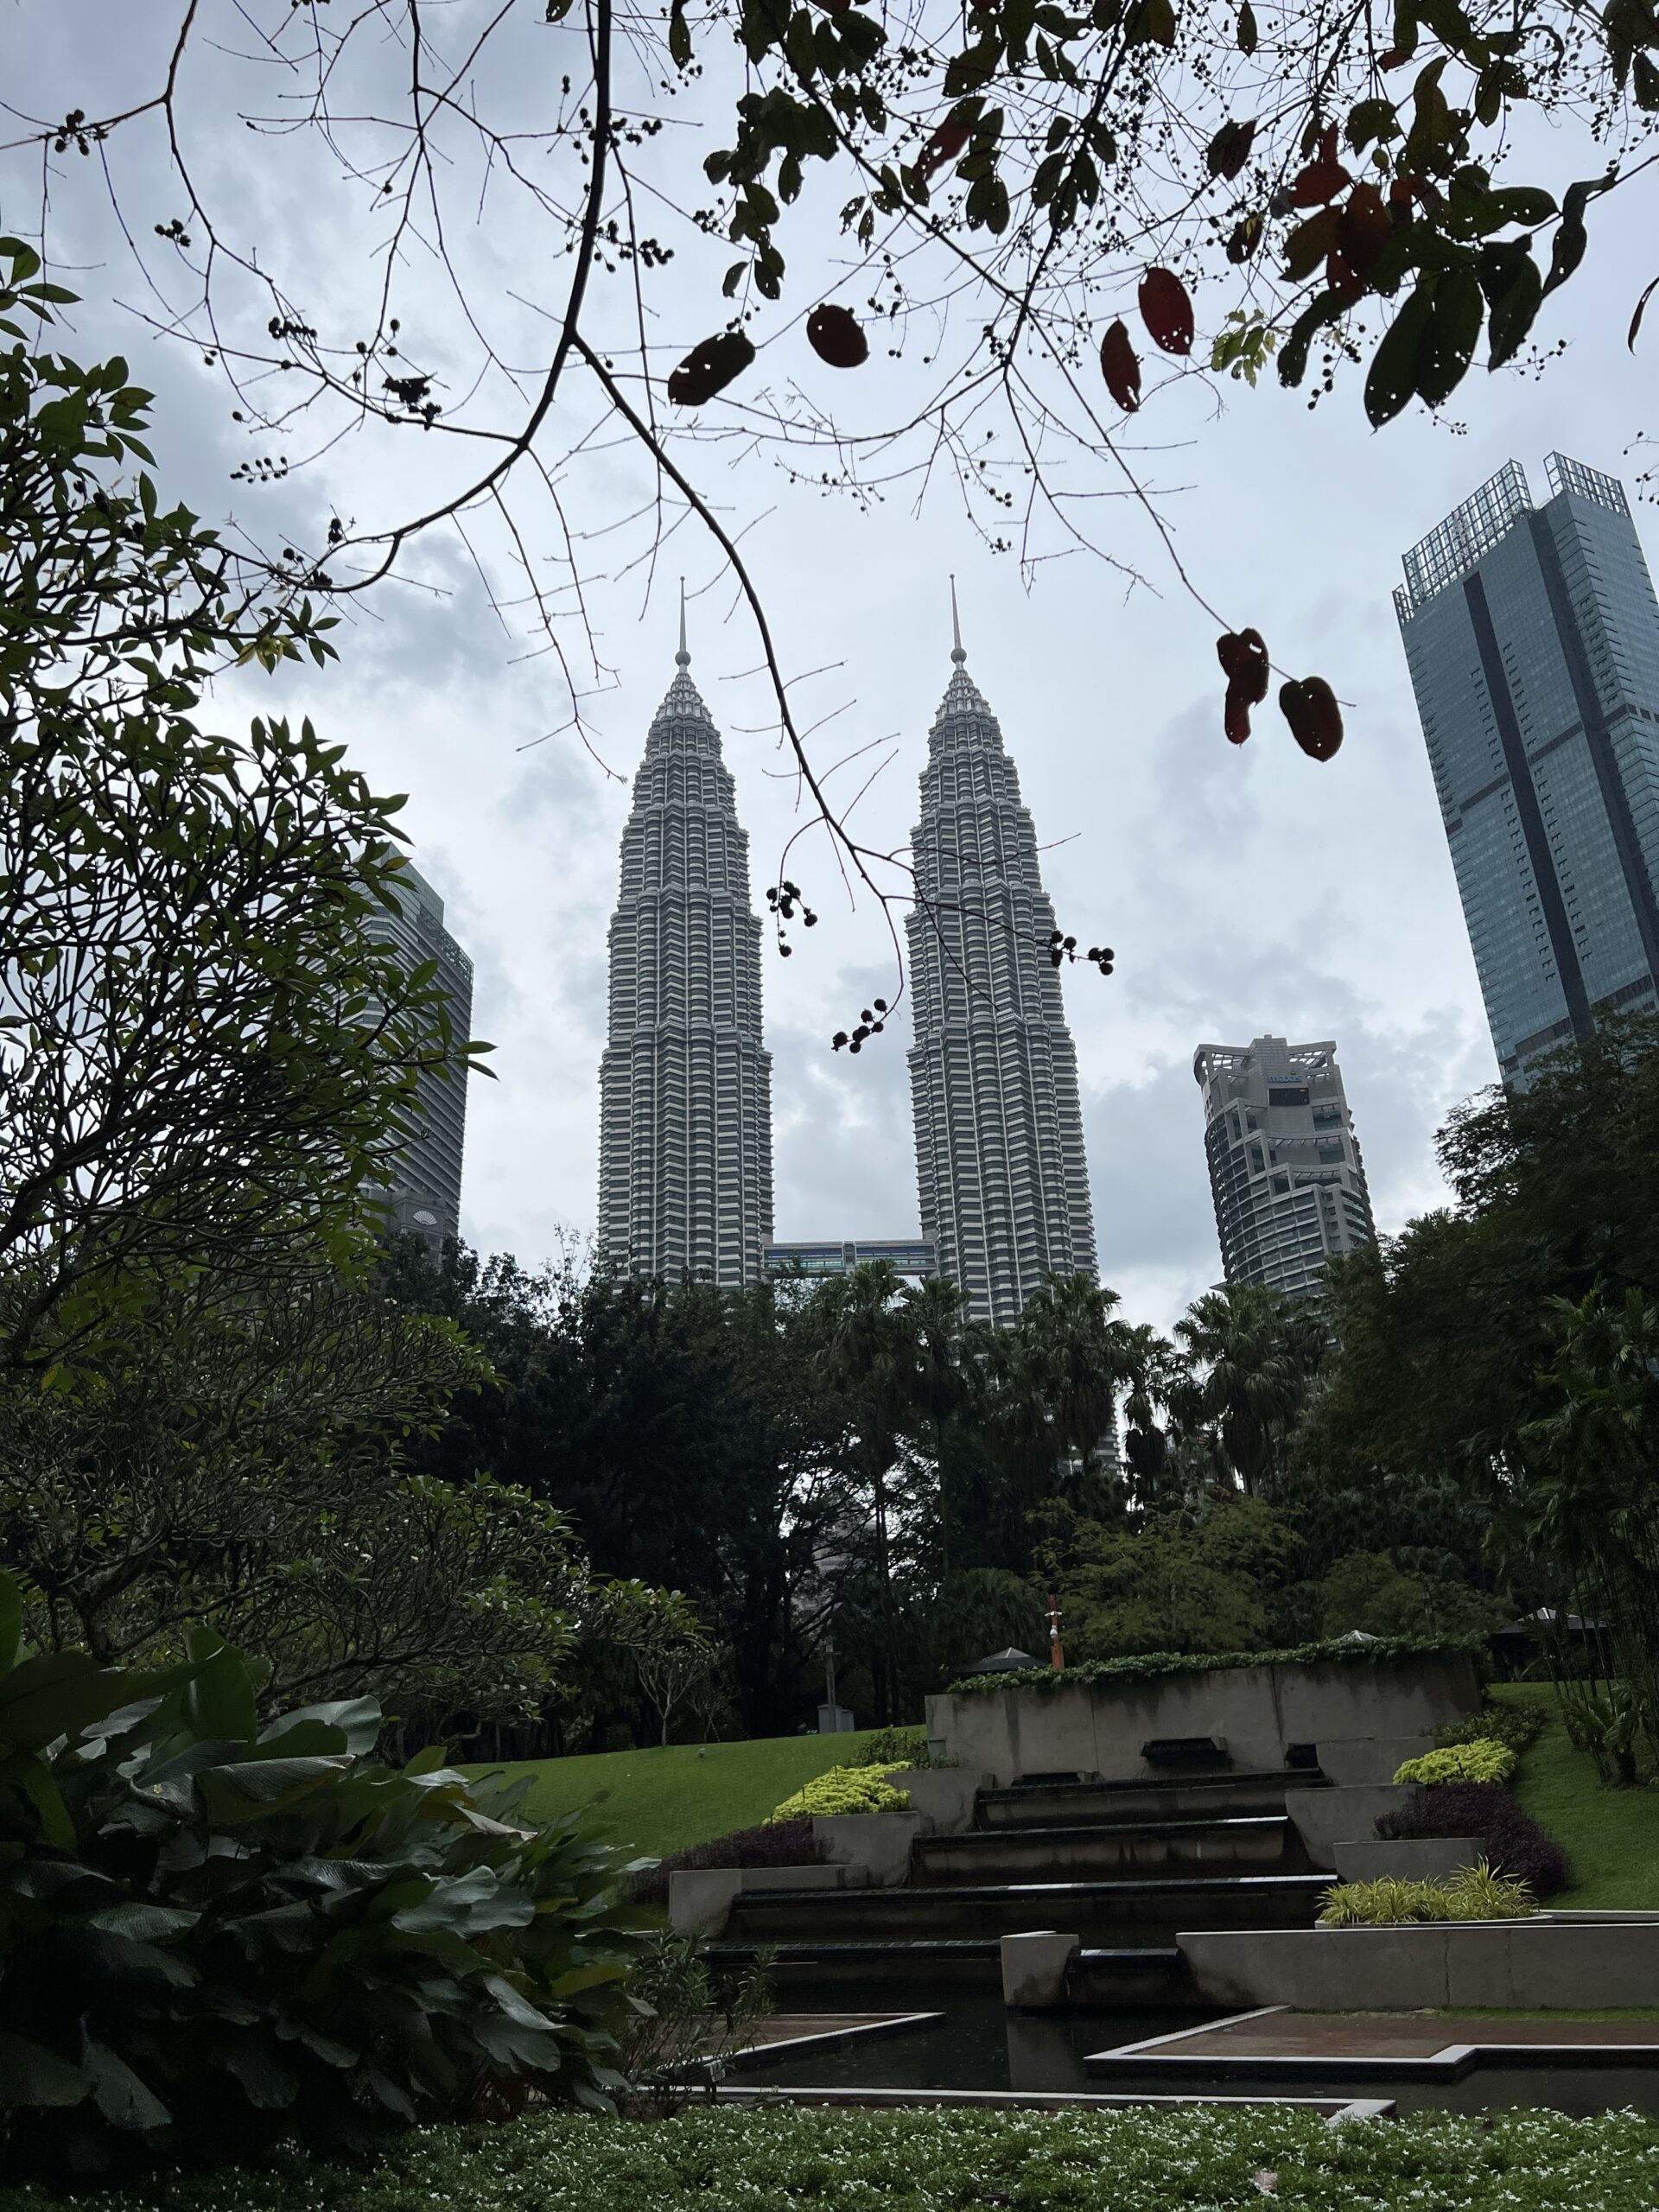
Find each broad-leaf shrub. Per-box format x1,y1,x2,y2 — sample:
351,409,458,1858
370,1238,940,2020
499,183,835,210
1394,1738,1516,1787
1436,1698,1544,1757
766,1764,911,1822
1318,1860,1537,1926
630,1821,822,1908
0,1580,646,2183
1378,1780,1570,1897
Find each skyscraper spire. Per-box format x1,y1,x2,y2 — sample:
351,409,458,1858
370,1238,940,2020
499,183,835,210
906,626,1097,1324
596,625,773,1286
677,577,690,668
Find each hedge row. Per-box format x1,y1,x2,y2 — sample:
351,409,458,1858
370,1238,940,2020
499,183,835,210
6,2104,1658,2212
945,1632,1487,1696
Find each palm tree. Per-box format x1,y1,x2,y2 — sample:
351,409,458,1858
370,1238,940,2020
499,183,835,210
982,1274,1132,1510
810,1263,966,1721
1171,1284,1327,1497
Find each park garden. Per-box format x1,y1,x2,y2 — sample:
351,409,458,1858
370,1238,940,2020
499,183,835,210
8,118,1659,2203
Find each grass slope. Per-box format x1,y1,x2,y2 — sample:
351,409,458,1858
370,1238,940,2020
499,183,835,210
474,1730,886,1861
1493,1683,1659,1910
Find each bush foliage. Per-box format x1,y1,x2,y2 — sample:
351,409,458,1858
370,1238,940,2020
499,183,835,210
1318,1860,1538,1926
1379,1781,1571,1898
5,2104,1659,2212
629,1821,823,1908
766,1764,911,1822
0,1580,646,2184
1438,1699,1545,1756
1395,1738,1517,1788
947,1633,1485,1696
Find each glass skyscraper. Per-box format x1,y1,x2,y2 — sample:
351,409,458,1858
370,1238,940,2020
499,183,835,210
1395,453,1659,1081
364,860,473,1244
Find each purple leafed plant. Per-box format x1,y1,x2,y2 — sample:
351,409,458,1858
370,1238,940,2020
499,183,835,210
1378,1782,1570,1898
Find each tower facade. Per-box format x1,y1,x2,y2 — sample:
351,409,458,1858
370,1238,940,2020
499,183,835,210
1396,454,1659,1082
365,860,473,1245
597,626,772,1285
1193,1035,1375,1298
906,608,1097,1325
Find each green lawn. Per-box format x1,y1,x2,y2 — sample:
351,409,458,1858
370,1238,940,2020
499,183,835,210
470,1730,887,1861
1494,1682,1659,1910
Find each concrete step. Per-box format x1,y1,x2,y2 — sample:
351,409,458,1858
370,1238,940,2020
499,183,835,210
916,1815,1311,1886
976,1770,1326,1832
704,1936,1003,1990
727,1872,1331,1948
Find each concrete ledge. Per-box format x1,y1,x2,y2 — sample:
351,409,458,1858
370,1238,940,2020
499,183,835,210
1332,1836,1487,1884
1179,1919,1659,2012
1316,1736,1434,1786
670,1862,847,1936
1287,1785,1415,1870
901,1767,988,1836
813,1810,923,1885
1000,1929,1079,2008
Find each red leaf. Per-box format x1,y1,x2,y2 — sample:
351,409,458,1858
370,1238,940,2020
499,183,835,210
1139,266,1194,356
1099,318,1141,411
917,117,970,181
806,303,869,368
1289,151,1352,208
1338,181,1391,276
1217,627,1270,745
1279,675,1344,760
667,327,755,406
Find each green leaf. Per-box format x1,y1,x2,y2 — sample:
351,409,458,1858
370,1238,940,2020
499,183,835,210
0,2034,87,2110
1236,0,1257,49
0,1649,125,1754
82,2041,173,2133
1416,264,1484,404
1364,278,1437,425
669,0,692,67
195,1753,351,1823
1484,248,1543,369
0,1573,22,1675
182,1635,258,1751
1543,171,1615,298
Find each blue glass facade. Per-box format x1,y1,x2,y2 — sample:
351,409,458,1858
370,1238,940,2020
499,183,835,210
1396,454,1659,1079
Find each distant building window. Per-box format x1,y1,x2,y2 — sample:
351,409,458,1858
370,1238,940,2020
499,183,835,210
1271,1173,1290,1194
1316,1139,1344,1163
1268,1085,1309,1107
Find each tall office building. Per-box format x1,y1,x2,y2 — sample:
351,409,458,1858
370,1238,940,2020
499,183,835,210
906,597,1097,1324
597,616,773,1285
1395,454,1659,1081
365,860,473,1244
1193,1036,1375,1297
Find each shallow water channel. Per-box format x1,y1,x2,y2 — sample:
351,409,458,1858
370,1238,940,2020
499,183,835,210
737,1997,1659,2115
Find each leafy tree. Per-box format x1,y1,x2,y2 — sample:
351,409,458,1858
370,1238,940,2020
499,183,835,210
1314,1548,1510,1639
0,245,484,1379
8,0,1651,842
0,1275,617,1744
1039,1493,1300,1658
981,1275,1132,1511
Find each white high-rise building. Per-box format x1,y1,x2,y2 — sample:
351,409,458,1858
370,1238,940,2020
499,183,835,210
905,600,1098,1323
597,618,773,1285
1192,1035,1375,1297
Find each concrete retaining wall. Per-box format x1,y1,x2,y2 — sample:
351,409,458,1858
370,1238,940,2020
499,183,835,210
1179,1919,1659,2011
670,1862,850,1936
1332,1836,1488,1884
812,1810,922,1885
900,1768,988,1835
1287,1785,1416,1872
926,1653,1478,1789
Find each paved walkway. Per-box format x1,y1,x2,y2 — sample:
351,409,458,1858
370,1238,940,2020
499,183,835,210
1117,2012,1659,2059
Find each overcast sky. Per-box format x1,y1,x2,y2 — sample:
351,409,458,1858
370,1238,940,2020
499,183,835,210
8,5,1656,1337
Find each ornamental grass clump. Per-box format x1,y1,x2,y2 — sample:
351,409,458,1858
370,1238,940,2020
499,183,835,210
1394,1737,1516,1787
766,1764,912,1822
1319,1859,1537,1925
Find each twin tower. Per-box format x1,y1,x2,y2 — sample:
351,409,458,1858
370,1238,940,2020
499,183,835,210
597,604,1097,1324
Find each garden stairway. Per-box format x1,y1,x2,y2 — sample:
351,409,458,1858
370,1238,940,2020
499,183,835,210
703,1767,1333,2002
